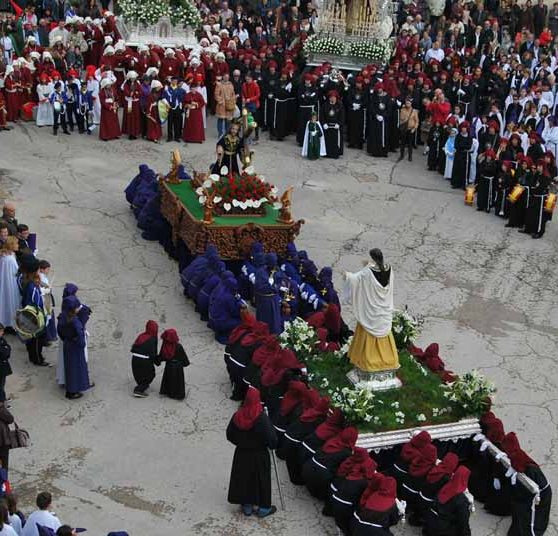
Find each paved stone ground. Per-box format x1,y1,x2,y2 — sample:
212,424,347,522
0,118,556,536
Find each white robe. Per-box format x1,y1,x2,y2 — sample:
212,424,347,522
8,513,22,536
301,120,326,157
469,138,479,184
343,264,394,337
0,253,20,328
36,83,54,126
444,137,456,179
87,78,101,124
21,510,61,536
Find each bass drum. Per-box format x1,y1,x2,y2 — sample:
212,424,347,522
158,101,168,124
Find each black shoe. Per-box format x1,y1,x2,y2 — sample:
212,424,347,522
4,327,16,335
65,392,83,399
133,390,148,398
167,139,173,142
505,223,514,228
398,155,404,162
53,130,58,136
518,229,528,233
532,233,543,239
36,361,51,367
88,382,95,389
63,130,71,135
408,154,412,161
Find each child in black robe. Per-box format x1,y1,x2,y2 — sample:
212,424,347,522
227,387,278,517
130,320,159,397
158,329,190,400
351,474,403,536
423,466,473,536
301,426,358,501
502,433,552,536
331,448,378,535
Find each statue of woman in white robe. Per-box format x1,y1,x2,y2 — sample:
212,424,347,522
343,248,399,373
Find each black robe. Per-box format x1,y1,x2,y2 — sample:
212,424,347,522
331,476,369,535
476,159,499,211
297,85,320,145
451,134,474,189
159,344,190,400
346,89,367,149
280,417,325,484
351,504,401,536
508,465,552,536
301,447,352,501
272,80,295,140
224,335,259,400
508,171,535,228
367,93,391,157
427,125,444,171
272,402,304,458
262,72,280,130
131,336,158,392
226,413,278,508
423,493,472,536
494,171,516,217
524,175,551,235
483,462,513,516
212,134,244,175
321,101,345,159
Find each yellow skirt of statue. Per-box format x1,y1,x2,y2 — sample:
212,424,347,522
348,323,399,372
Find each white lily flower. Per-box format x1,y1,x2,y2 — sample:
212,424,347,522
239,201,247,210
232,199,239,207
220,166,229,175
214,196,222,203
258,175,266,182
253,200,261,208
223,202,231,211
245,199,253,207
203,179,213,188
195,187,204,195
198,195,206,204
259,197,268,203
273,202,282,209
271,186,278,194
209,173,220,182
244,165,255,174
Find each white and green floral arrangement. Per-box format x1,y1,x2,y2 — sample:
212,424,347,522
443,370,496,416
334,335,353,359
279,317,319,361
330,386,377,424
392,308,424,350
117,0,201,28
348,40,392,62
303,34,346,57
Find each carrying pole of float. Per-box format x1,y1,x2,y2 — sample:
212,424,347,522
265,407,286,510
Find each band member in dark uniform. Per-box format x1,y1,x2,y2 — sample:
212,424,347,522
297,73,320,146
522,159,552,238
346,76,367,149
367,83,391,157
321,90,345,159
451,121,474,189
262,60,280,132
476,148,499,212
271,69,295,141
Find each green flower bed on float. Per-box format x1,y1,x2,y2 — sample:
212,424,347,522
280,311,495,434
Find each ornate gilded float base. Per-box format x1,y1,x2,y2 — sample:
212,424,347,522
159,181,304,260
347,367,402,391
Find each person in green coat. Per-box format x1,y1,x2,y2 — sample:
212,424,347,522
301,111,326,160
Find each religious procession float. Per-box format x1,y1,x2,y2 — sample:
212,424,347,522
157,112,305,260
124,131,545,515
